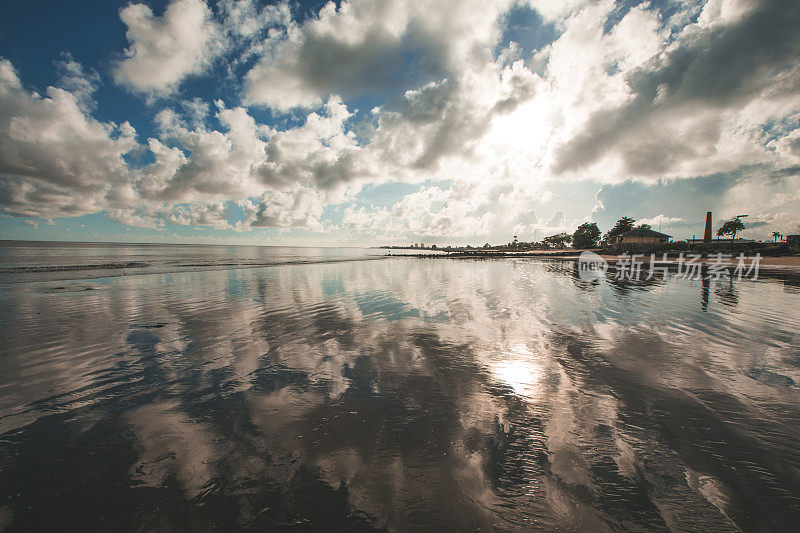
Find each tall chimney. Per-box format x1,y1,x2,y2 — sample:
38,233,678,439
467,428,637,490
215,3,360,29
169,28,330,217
703,211,712,243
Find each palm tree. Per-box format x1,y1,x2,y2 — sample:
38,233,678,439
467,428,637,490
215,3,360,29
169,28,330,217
772,231,782,242
603,216,636,246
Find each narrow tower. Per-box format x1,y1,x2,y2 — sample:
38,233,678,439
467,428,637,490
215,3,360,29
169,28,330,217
703,211,712,243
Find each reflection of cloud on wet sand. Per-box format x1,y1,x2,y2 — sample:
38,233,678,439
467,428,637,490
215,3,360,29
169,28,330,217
2,258,800,530
127,400,217,498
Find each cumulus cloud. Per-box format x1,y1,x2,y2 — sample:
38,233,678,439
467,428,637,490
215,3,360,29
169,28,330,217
135,95,360,206
0,59,137,218
244,0,514,110
107,208,166,230
56,53,100,111
0,52,357,229
167,202,231,228
637,214,685,227
113,0,289,96
243,186,326,230
140,104,270,201
553,0,800,179
113,0,220,95
342,180,561,242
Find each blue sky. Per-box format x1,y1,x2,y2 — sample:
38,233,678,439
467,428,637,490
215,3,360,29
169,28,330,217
1,0,798,245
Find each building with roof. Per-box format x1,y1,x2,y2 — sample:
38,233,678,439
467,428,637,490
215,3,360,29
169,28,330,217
617,228,672,244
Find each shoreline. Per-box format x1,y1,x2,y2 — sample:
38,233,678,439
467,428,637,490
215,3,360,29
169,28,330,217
389,250,800,269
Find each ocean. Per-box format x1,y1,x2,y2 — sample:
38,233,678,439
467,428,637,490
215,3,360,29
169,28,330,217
1,241,799,531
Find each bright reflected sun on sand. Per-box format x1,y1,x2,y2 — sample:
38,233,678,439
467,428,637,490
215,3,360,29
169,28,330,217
491,343,543,398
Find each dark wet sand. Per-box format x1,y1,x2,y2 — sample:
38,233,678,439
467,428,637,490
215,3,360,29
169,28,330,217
1,256,800,531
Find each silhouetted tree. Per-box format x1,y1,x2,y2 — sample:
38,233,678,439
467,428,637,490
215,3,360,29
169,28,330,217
572,222,601,249
603,216,636,245
544,232,572,249
717,218,745,240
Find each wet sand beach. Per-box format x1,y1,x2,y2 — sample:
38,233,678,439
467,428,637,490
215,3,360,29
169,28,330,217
1,243,800,531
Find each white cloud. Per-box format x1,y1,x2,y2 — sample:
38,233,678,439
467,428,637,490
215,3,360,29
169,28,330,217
637,214,685,227
218,0,291,39
244,0,514,110
107,208,166,230
342,180,561,242
526,0,593,21
696,0,760,28
552,0,800,181
56,54,100,111
113,0,292,97
168,202,231,228
0,59,138,218
242,186,327,230
135,95,359,207
113,0,220,95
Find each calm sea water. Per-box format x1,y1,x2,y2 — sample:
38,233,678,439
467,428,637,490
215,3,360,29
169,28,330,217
0,240,393,282
1,242,799,531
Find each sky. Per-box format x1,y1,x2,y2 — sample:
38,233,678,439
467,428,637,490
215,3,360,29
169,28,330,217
0,0,798,246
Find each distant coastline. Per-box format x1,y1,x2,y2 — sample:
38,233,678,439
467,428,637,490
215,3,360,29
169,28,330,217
387,248,800,270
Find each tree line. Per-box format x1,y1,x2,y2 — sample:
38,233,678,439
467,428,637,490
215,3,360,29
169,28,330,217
387,215,763,251
527,215,752,250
